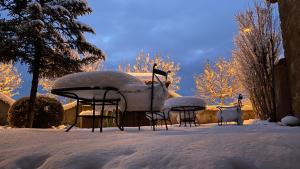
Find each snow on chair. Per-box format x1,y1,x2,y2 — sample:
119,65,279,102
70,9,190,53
120,64,170,131
216,94,244,125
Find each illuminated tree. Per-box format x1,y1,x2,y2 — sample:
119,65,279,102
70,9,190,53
0,62,22,97
119,51,181,91
233,2,281,121
194,58,243,105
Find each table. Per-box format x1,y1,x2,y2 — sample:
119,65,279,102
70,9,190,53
51,71,145,132
52,86,125,132
170,106,205,127
163,96,206,127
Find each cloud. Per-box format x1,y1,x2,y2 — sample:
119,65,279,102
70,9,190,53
86,0,254,95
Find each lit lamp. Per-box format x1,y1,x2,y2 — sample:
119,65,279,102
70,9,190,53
242,28,251,33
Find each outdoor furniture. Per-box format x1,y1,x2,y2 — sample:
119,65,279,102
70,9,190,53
51,71,144,132
120,64,169,131
216,94,244,125
163,96,206,127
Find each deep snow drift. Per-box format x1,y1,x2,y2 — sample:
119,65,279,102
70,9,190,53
1,120,300,169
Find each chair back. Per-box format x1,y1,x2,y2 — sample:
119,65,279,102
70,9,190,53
150,64,170,113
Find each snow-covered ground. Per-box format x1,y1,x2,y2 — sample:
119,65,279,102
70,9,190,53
1,120,300,169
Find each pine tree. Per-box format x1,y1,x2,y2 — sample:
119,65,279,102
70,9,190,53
0,0,104,127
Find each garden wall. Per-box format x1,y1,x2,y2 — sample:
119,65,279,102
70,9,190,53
169,105,256,124
0,93,15,125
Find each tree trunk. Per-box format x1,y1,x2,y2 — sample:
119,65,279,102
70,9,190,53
26,42,42,128
26,65,40,128
26,0,44,128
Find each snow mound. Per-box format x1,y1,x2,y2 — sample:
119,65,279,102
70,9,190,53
163,96,206,111
128,72,166,83
52,71,144,99
281,116,300,126
120,83,168,112
1,121,300,169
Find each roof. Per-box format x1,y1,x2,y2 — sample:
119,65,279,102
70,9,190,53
0,92,15,106
168,91,182,98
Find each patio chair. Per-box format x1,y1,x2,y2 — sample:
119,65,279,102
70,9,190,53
120,64,170,131
216,94,244,125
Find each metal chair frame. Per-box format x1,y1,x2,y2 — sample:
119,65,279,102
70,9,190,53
217,94,243,126
169,106,206,127
125,64,170,131
51,86,127,132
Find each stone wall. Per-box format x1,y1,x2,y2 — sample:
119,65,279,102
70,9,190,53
277,0,300,117
168,106,256,125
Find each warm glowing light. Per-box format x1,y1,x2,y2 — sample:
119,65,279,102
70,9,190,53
242,28,251,33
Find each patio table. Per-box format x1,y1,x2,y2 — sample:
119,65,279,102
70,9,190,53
163,96,206,127
51,71,144,132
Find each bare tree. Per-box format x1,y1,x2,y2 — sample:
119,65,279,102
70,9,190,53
119,51,181,91
0,62,22,97
233,2,281,121
194,58,244,105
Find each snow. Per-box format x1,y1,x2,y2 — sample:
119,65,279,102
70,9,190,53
281,116,300,126
168,90,182,98
52,71,144,99
161,97,206,120
1,120,300,169
53,71,168,113
128,72,166,83
216,106,243,125
120,83,168,112
48,0,90,11
45,4,70,15
163,96,206,110
75,21,95,33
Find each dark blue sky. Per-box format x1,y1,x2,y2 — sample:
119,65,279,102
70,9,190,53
15,0,264,99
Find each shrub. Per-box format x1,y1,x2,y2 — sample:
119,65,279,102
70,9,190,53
8,95,63,128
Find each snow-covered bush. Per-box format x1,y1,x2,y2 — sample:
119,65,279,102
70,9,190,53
8,95,63,128
281,116,300,126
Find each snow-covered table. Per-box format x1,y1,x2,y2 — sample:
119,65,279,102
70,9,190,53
163,96,206,127
51,71,144,132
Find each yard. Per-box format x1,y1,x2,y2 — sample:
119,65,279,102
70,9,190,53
1,120,299,169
